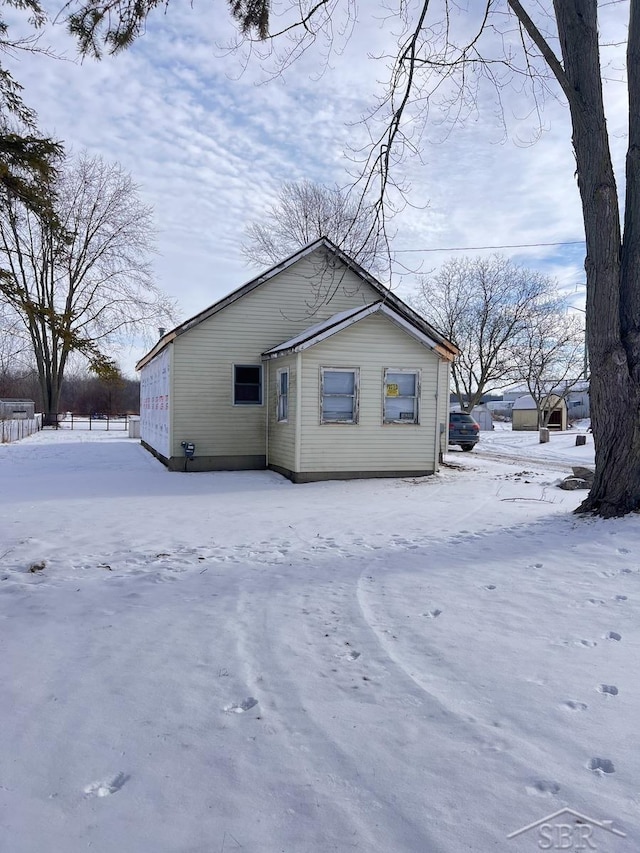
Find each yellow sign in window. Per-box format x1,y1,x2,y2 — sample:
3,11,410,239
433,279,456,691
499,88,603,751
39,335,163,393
386,383,399,397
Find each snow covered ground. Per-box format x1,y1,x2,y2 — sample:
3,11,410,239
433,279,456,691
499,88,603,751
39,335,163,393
469,420,595,470
1,428,638,852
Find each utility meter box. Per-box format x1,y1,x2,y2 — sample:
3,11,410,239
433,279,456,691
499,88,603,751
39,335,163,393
181,441,195,458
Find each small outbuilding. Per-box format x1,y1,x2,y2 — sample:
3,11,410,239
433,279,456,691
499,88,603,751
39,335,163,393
0,399,35,420
512,394,568,431
450,404,493,431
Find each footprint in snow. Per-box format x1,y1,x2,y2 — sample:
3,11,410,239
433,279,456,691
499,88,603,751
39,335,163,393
84,772,129,797
422,609,442,618
604,631,622,641
588,757,615,775
224,697,258,714
527,779,561,796
614,595,628,601
598,684,618,696
335,650,361,662
563,700,588,711
577,639,597,647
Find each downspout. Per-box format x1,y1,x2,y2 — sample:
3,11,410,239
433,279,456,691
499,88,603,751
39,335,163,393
295,352,302,475
169,343,175,460
265,359,269,469
434,355,441,472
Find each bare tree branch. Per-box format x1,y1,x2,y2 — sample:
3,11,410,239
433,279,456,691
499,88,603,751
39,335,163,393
242,179,385,274
413,254,561,410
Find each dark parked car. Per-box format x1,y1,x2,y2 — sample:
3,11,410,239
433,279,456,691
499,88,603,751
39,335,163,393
448,412,480,451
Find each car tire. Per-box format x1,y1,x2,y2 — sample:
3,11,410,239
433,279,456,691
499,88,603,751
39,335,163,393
461,444,475,452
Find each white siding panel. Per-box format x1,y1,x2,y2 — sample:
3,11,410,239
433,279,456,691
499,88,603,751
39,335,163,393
299,313,440,472
140,346,172,457
170,253,380,458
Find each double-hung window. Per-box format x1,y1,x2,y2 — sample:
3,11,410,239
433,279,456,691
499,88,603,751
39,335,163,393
321,368,359,424
384,369,419,424
277,368,289,422
234,365,262,405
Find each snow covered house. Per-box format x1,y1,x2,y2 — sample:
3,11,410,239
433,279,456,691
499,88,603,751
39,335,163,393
135,238,457,482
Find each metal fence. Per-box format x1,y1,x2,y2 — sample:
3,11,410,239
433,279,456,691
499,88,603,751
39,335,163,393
55,414,133,431
54,412,129,432
1,415,42,444
1,413,137,440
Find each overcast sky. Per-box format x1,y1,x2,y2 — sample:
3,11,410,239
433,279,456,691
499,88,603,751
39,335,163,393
6,1,629,375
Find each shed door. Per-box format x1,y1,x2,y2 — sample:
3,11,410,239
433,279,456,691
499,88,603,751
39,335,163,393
548,408,563,428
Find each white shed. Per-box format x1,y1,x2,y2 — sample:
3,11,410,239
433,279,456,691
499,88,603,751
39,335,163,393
450,404,493,431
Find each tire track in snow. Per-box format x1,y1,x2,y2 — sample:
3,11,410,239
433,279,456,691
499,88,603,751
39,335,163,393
470,446,575,473
231,577,443,852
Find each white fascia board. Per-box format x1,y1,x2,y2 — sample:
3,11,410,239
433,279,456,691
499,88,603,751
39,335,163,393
263,301,443,361
264,305,371,355
378,304,440,352
263,304,381,359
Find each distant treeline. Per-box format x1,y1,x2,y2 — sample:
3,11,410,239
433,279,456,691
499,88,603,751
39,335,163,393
0,369,140,415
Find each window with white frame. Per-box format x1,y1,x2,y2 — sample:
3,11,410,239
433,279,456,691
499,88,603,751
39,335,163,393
277,367,289,422
233,364,262,405
383,369,419,424
321,368,359,423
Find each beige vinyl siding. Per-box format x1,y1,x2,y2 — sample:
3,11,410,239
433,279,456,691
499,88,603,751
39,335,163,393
299,313,439,473
267,355,297,471
512,409,540,431
170,254,380,458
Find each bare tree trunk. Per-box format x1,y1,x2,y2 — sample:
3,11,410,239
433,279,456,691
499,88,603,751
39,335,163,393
550,0,640,516
41,372,60,426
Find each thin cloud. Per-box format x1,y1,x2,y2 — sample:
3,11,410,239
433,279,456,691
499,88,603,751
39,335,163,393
2,2,627,373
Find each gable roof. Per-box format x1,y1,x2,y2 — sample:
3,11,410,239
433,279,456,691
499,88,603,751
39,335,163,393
262,301,449,359
513,393,566,410
136,237,458,370
513,394,537,410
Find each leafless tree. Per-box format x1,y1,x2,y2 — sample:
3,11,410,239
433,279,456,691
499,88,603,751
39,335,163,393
0,152,175,423
242,180,384,273
414,255,559,412
516,310,585,428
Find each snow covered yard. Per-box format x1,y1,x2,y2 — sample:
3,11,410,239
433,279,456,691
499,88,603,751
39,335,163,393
468,420,595,470
1,430,638,852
